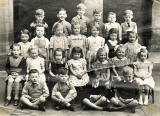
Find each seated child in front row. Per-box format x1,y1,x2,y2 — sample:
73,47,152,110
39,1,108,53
48,48,66,92
66,47,89,101
91,48,110,89
110,66,139,113
26,46,46,82
134,48,155,105
52,68,77,111
20,69,49,111
110,45,128,82
50,23,68,60
18,29,32,59
82,48,111,111
5,44,26,106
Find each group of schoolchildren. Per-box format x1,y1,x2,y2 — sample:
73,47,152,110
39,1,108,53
4,3,155,113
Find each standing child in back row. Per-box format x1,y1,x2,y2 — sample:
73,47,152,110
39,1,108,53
52,8,71,36
88,9,105,37
105,12,122,41
121,10,137,44
71,3,89,36
30,9,48,38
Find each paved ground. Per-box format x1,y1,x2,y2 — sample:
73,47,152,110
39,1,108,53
0,52,160,116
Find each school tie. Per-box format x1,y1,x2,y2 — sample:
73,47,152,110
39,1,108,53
127,23,130,27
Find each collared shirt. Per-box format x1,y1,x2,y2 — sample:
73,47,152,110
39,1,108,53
121,21,137,34
22,80,49,99
71,15,89,35
52,82,77,99
88,20,105,37
52,20,71,36
105,22,122,40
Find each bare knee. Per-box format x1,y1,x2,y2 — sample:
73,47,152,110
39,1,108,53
39,97,46,103
83,98,90,104
100,96,106,102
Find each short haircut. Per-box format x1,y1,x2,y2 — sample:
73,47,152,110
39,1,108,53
58,8,67,13
96,47,108,60
77,3,86,10
93,9,102,15
115,45,126,53
10,43,21,50
127,31,139,41
20,29,30,38
109,28,118,34
35,9,45,16
29,69,39,75
123,66,133,76
58,67,68,75
71,47,83,58
137,47,149,59
53,48,65,58
28,45,39,54
108,12,116,17
124,10,133,16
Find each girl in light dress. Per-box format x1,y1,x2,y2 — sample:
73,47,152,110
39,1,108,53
134,48,155,105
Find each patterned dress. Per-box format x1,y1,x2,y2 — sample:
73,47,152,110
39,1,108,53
66,58,89,87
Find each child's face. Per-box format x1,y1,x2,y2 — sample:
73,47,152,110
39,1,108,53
91,27,99,37
110,33,117,41
73,25,80,35
139,52,147,61
124,72,133,82
30,73,39,84
94,13,101,22
35,15,44,22
99,52,107,62
128,33,136,43
55,26,63,36
77,8,85,16
57,10,67,21
59,75,68,83
108,14,116,23
12,46,21,57
21,34,29,43
36,27,45,38
30,49,38,59
73,52,81,60
124,14,133,23
117,48,125,59
55,51,63,61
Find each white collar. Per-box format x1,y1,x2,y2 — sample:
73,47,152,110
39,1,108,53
108,40,118,46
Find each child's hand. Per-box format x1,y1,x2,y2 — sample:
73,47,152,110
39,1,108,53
77,74,82,79
92,79,99,88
